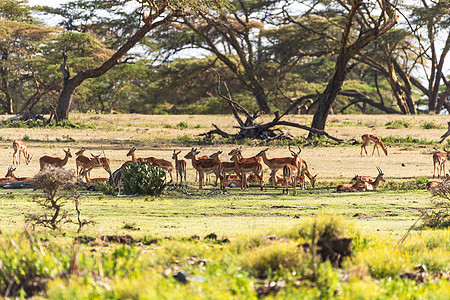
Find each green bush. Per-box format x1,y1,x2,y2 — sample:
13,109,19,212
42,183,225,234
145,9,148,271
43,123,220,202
176,121,189,128
385,120,409,129
421,121,438,129
122,160,167,196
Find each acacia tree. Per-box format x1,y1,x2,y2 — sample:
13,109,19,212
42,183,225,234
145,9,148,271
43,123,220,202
309,0,397,136
0,0,59,114
52,0,204,121
407,0,450,113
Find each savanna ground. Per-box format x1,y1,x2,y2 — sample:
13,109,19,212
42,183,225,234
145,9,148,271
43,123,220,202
0,113,449,298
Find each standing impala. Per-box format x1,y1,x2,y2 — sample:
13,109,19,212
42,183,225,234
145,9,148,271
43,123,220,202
282,150,302,195
361,134,388,156
39,149,72,170
432,147,450,178
256,146,301,186
298,159,318,189
12,140,32,165
172,150,187,186
230,151,263,191
185,148,223,189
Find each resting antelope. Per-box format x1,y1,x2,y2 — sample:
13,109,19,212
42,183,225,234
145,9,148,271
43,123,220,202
12,140,32,165
230,151,263,191
79,167,109,184
172,150,187,186
337,176,367,192
363,167,386,190
39,149,72,170
7,167,33,181
361,134,388,156
426,181,440,191
185,148,223,189
432,147,450,178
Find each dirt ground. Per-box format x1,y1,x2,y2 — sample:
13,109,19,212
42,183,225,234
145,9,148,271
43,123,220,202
0,114,448,181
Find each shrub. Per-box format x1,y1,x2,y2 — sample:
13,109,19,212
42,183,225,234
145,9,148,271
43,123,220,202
177,121,189,128
122,160,167,196
421,121,438,129
385,120,409,129
421,185,450,229
26,167,75,230
240,241,305,278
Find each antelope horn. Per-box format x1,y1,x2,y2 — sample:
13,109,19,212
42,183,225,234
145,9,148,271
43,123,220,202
297,145,302,154
288,145,296,155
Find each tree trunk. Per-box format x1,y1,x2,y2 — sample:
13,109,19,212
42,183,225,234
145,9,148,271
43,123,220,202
55,80,77,121
308,0,397,137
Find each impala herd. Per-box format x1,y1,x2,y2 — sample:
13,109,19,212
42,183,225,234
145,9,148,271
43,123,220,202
3,133,449,194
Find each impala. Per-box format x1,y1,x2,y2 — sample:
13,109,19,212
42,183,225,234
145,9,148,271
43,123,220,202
361,134,388,156
282,151,302,195
39,149,72,170
363,166,386,190
122,146,156,169
230,151,263,190
256,146,301,186
0,167,16,184
152,158,174,185
185,148,223,189
172,150,187,186
432,147,450,178
337,176,367,192
12,139,32,165
426,181,440,191
298,158,318,189
79,167,109,184
4,167,33,182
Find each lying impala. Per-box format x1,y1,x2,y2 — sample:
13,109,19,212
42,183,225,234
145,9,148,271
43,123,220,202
337,176,367,192
361,134,388,156
230,151,263,191
39,149,72,170
79,167,109,184
185,148,223,189
12,139,32,165
256,146,301,186
172,150,187,186
4,166,34,182
432,147,450,178
363,167,386,190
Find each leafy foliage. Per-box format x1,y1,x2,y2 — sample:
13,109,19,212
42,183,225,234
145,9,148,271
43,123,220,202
122,160,167,196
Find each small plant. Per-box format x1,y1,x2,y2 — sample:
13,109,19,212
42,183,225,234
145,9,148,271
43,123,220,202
421,121,438,129
22,135,30,142
177,121,189,128
122,160,167,196
416,177,429,186
421,185,450,229
385,120,409,129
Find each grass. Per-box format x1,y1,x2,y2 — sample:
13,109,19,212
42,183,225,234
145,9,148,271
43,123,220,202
0,113,449,297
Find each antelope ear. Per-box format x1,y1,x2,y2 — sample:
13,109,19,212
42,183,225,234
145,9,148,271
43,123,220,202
313,174,318,178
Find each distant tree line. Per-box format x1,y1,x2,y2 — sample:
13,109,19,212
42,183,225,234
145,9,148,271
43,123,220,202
0,0,448,131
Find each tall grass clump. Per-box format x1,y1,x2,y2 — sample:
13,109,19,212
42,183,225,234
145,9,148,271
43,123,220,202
421,121,439,129
277,215,349,241
421,184,450,229
122,161,167,196
385,120,409,129
240,241,306,278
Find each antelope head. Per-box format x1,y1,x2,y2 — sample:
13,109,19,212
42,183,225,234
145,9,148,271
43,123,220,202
376,166,386,182
91,153,101,164
172,150,182,160
126,146,137,157
184,148,198,159
75,147,86,157
64,148,72,158
5,166,16,177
